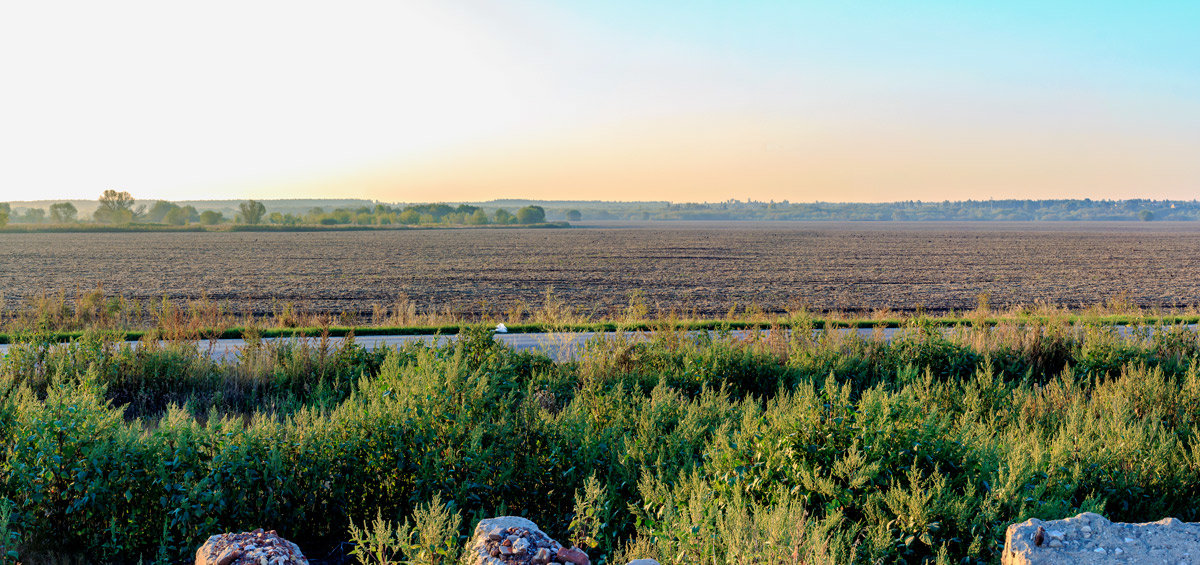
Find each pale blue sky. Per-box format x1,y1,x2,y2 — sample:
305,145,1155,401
1,1,1196,202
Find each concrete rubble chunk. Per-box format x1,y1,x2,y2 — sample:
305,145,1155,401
1003,512,1200,564
196,529,308,565
469,516,586,565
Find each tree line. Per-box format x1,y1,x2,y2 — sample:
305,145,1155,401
607,198,1199,221
5,193,1194,227
0,191,552,228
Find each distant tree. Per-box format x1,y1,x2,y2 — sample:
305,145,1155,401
48,202,78,223
268,212,301,226
441,212,466,225
566,209,582,221
0,204,9,228
466,209,490,225
181,205,200,223
516,205,545,224
494,208,514,225
20,208,47,223
94,190,139,224
398,210,421,225
163,207,189,225
146,200,180,223
1138,209,1155,221
405,203,455,221
199,211,224,225
238,200,267,225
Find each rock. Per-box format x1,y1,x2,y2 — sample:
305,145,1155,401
196,529,307,565
469,517,578,565
1003,512,1200,564
556,547,590,565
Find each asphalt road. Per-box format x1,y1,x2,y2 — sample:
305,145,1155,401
0,325,1172,362
0,329,889,362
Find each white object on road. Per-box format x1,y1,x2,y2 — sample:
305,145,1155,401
495,323,508,333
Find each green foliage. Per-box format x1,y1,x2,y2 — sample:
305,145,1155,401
348,510,408,564
0,499,21,564
616,198,1200,221
517,205,546,224
164,207,189,225
48,202,78,223
625,472,858,564
94,190,140,224
199,210,224,225
268,211,302,225
570,474,613,553
143,202,199,226
466,209,490,225
3,322,1200,562
146,201,180,223
239,200,267,225
398,210,421,225
347,495,461,565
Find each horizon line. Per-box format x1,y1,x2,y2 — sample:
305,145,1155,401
4,196,1200,207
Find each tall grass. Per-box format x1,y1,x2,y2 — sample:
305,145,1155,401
7,287,1200,343
2,320,1200,563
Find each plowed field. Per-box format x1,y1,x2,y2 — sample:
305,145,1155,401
5,222,1200,317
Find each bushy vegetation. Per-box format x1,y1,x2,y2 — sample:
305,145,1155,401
3,319,1200,563
10,196,1199,230
1,193,563,231
299,203,550,227
646,198,1200,221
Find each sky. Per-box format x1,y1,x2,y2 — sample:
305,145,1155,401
1,0,1198,203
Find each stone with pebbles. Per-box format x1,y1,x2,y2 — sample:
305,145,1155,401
1003,512,1200,564
470,517,588,565
195,529,308,565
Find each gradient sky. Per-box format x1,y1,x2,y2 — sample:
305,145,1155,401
2,0,1197,203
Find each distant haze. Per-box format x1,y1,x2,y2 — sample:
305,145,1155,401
2,1,1197,203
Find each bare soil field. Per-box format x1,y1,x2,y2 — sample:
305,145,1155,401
4,221,1200,317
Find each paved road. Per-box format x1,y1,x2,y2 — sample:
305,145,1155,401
0,325,1179,362
0,329,882,362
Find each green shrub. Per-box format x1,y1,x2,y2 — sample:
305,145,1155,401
1,322,1199,562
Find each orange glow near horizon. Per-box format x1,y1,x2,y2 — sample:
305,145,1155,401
266,112,1200,204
